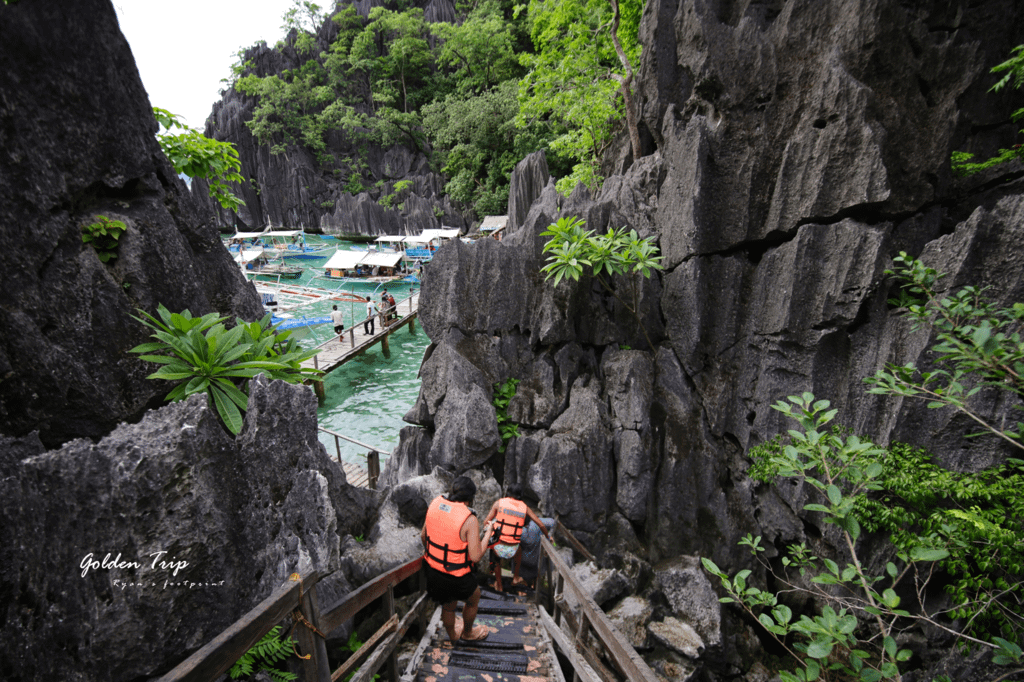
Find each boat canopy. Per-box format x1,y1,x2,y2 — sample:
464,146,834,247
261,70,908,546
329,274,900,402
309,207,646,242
231,231,269,240
419,228,461,241
374,235,408,243
265,230,305,238
234,248,264,263
323,250,365,270
360,251,403,268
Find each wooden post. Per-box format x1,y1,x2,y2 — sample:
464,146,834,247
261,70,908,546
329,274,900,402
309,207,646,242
555,573,565,626
381,333,390,358
295,576,331,682
313,380,325,401
408,318,416,335
383,584,399,682
367,451,380,490
334,435,341,463
349,328,355,348
417,569,427,634
535,551,545,606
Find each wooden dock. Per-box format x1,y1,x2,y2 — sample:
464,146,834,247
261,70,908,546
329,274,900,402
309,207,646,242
306,291,421,375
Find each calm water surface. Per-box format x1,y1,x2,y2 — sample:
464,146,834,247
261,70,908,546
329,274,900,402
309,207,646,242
260,236,429,467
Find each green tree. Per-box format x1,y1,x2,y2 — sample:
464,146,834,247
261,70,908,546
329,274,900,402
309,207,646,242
154,108,246,211
540,216,662,349
517,0,643,194
353,7,433,114
952,45,1024,176
431,1,521,95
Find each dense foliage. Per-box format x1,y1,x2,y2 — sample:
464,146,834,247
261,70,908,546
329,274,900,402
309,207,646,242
229,0,644,217
712,258,1024,681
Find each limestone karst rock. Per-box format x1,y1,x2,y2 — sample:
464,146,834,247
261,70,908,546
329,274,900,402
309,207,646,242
391,0,1024,677
0,0,263,448
0,378,375,681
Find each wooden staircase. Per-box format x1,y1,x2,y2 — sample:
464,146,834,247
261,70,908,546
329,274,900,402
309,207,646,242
404,587,561,682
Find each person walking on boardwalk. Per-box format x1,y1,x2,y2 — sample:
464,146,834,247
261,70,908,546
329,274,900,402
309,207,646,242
330,305,345,340
364,297,376,335
483,484,550,592
421,476,492,644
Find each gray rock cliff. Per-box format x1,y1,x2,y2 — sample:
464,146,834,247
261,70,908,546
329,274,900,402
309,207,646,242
391,0,1024,678
0,0,263,448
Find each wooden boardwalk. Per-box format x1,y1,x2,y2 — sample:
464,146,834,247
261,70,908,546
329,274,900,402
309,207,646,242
306,291,421,374
342,461,371,488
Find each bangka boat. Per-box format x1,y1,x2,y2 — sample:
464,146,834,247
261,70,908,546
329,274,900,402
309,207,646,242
263,230,334,259
235,248,304,280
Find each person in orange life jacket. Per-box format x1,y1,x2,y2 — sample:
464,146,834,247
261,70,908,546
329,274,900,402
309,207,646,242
421,476,494,644
483,483,549,592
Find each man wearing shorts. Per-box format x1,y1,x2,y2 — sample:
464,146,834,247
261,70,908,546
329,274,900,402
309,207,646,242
421,476,492,643
483,484,550,592
331,305,344,339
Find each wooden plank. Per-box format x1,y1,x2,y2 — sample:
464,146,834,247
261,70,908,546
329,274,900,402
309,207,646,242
154,574,307,682
538,606,602,682
331,614,399,682
384,584,399,682
539,537,660,682
533,605,569,682
558,602,620,682
320,558,423,634
348,592,428,682
402,605,442,682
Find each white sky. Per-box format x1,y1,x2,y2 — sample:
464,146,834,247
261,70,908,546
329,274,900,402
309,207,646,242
114,0,296,130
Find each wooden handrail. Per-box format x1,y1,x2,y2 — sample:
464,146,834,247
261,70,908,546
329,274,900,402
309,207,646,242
154,571,312,682
152,557,426,682
320,557,423,634
537,536,660,682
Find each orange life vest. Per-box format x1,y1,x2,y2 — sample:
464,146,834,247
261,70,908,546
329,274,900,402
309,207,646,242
491,497,528,545
423,496,474,576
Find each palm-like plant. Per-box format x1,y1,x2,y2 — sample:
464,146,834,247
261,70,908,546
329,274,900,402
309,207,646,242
130,305,321,434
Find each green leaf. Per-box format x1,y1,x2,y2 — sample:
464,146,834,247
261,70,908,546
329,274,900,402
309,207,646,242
909,547,949,562
806,639,834,659
211,386,244,435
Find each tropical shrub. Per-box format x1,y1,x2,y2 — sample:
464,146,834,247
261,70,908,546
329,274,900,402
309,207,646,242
493,378,521,453
130,305,320,435
81,215,127,263
154,107,246,211
540,216,662,349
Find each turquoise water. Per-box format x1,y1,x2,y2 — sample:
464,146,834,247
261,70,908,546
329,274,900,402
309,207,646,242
316,327,429,467
257,236,428,467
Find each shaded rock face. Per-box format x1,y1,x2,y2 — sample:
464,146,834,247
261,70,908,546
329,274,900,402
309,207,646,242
0,0,263,448
390,0,1024,677
193,0,471,234
0,378,375,682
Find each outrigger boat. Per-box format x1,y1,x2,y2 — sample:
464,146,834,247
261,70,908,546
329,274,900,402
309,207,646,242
262,229,334,260
318,248,415,285
235,247,305,281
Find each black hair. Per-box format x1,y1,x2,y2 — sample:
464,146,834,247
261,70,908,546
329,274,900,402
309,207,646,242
333,305,338,310
449,475,477,504
506,483,524,501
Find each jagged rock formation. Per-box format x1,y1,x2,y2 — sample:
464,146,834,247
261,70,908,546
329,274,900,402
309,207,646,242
193,0,470,235
0,378,376,682
0,0,263,449
389,0,1024,678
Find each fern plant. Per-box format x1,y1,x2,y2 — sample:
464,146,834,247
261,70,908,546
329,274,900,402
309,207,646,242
229,625,298,682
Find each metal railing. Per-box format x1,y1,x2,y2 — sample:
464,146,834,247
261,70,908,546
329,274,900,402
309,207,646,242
318,426,382,490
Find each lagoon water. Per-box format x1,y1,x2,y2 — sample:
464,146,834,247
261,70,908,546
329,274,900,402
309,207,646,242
249,235,429,469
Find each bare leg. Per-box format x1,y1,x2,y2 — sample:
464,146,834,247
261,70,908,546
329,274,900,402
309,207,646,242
460,586,484,640
494,557,504,592
512,545,524,585
441,602,462,642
